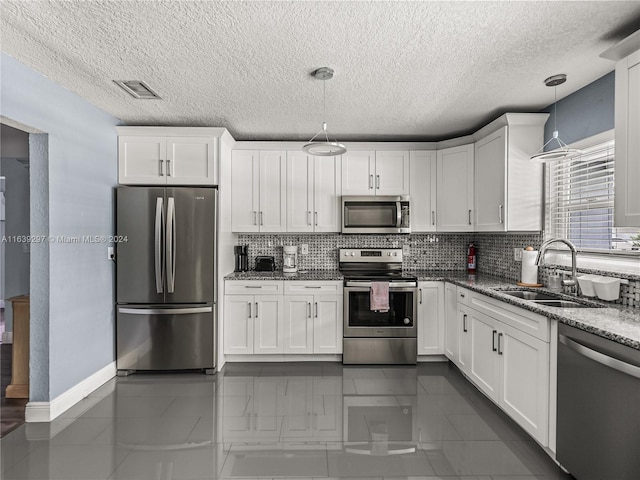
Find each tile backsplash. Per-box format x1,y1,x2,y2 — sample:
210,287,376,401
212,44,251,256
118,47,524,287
236,232,638,308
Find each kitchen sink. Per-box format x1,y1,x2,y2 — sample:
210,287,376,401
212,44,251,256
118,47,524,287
498,291,560,301
497,290,602,308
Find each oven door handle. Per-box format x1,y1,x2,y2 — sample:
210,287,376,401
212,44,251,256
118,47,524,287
396,201,402,227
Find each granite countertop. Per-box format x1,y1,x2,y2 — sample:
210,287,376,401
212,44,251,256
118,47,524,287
413,270,640,351
225,270,344,281
224,269,640,350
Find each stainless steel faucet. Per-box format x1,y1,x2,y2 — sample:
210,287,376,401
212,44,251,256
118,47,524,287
535,238,580,295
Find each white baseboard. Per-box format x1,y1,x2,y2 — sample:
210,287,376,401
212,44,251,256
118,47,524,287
224,354,342,363
417,354,448,362
2,331,13,343
25,361,116,423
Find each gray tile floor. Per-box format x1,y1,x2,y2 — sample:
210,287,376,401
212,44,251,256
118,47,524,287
0,362,573,480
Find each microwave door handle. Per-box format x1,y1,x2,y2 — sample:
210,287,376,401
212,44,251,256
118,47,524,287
396,201,402,227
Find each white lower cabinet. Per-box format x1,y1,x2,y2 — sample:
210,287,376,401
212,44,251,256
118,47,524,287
445,284,551,446
444,283,459,361
224,281,284,355
417,281,444,355
225,280,342,357
283,281,343,354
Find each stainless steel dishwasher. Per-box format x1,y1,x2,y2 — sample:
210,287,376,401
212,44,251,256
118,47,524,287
557,323,640,480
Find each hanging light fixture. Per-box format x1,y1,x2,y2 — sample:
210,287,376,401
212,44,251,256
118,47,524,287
302,67,347,156
530,74,582,161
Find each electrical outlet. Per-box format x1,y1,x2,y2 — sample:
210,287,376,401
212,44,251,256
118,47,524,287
300,244,309,255
514,248,523,262
402,244,411,255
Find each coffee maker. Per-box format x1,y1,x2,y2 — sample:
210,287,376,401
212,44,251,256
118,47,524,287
234,245,248,272
283,245,298,273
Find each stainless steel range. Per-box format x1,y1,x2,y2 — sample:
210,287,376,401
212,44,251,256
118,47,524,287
340,248,417,365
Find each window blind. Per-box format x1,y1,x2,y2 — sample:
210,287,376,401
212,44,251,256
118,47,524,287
546,141,616,250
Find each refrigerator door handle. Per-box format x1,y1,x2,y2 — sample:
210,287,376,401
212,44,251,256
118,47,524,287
154,197,164,294
118,306,212,315
166,196,176,293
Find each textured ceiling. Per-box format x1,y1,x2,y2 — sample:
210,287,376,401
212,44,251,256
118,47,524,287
1,1,639,141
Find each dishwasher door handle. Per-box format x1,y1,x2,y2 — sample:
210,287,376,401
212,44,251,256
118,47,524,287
559,334,640,379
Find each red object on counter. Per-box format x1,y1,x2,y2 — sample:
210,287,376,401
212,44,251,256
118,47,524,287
467,243,477,273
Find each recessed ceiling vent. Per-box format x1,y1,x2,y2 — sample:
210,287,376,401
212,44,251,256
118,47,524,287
114,80,161,99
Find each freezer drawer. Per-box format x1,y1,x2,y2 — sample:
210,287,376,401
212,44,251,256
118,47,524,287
117,304,215,372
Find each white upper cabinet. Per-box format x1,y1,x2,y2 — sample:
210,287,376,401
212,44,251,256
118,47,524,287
117,127,223,185
410,150,437,232
475,128,507,231
436,144,475,232
341,151,375,195
342,150,409,195
374,150,410,195
474,115,546,232
614,48,640,226
231,150,286,232
287,152,341,233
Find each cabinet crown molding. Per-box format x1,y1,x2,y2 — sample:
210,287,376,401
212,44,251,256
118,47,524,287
600,29,640,61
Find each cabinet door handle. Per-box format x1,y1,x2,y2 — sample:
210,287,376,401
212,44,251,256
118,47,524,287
253,211,257,225
468,209,472,225
498,333,503,355
248,302,252,319
460,292,465,298
159,159,165,176
308,302,311,319
463,313,467,333
419,288,423,304
498,204,503,224
314,302,318,318
314,212,318,226
307,211,311,226
492,330,497,352
260,211,264,225
376,175,380,189
431,211,435,226
369,175,374,189
255,302,258,318
166,159,171,177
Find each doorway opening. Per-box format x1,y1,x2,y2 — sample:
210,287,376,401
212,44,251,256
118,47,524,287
0,123,30,437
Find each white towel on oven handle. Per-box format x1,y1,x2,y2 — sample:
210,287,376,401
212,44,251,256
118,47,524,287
370,281,390,312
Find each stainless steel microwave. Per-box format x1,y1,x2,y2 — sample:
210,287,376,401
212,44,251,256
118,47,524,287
342,195,410,234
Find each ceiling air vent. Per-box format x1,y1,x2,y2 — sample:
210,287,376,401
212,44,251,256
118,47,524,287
114,80,161,99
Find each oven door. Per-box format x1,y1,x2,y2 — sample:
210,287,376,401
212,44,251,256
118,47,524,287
344,284,417,338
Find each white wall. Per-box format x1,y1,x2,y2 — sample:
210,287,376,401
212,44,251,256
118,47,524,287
0,53,121,401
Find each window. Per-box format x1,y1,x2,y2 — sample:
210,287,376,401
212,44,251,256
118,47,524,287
545,138,639,253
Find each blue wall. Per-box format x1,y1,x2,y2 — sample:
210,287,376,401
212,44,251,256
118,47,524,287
0,53,121,401
542,71,615,147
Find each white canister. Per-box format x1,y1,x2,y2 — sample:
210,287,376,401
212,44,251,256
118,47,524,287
521,249,539,285
283,245,298,273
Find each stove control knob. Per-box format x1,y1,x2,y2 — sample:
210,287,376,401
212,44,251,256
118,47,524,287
351,252,356,256
387,252,391,256
403,318,411,325
393,252,398,256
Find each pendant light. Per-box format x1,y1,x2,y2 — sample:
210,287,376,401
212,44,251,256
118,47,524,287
302,67,347,156
530,74,582,161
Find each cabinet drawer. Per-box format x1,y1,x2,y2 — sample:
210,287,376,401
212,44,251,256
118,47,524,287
225,281,283,295
457,287,472,306
284,281,342,295
468,291,549,342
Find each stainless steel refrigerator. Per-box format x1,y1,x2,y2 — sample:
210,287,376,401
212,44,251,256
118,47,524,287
115,186,216,374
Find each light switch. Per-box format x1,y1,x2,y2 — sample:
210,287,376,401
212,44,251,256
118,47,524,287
300,244,309,254
402,244,410,255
